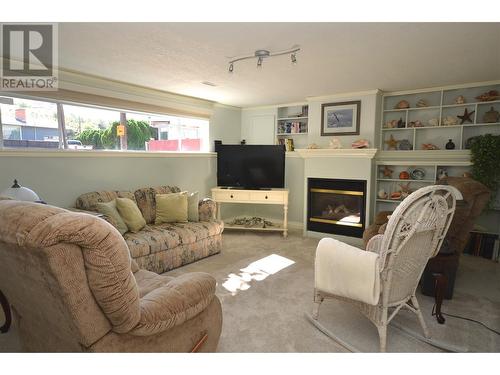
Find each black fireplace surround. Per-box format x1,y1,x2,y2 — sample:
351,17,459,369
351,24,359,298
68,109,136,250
307,178,367,238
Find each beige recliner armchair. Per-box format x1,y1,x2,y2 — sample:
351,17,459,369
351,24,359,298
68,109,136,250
0,200,222,352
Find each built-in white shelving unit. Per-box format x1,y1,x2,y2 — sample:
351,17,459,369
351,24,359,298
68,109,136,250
374,155,473,214
380,83,500,151
276,105,309,136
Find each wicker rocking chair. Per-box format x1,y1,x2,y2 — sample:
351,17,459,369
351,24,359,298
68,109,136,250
312,185,461,352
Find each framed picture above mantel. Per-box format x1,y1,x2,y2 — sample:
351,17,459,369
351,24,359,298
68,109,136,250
321,100,361,136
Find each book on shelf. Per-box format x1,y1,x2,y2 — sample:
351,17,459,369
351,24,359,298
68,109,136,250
278,138,294,152
278,121,306,134
463,231,500,261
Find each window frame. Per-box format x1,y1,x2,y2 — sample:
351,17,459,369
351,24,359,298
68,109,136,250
0,93,210,153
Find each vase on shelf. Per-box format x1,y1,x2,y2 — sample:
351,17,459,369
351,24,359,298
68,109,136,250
445,139,455,150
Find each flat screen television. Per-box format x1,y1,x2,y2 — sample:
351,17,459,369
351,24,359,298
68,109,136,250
216,144,285,189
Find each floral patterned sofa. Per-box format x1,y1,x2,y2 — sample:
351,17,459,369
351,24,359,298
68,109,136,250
75,185,223,274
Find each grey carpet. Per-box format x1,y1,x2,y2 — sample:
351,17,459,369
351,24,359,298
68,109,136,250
166,230,500,353
1,230,499,352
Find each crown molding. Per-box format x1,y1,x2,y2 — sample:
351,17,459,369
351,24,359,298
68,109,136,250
382,80,500,97
306,89,381,102
57,68,215,115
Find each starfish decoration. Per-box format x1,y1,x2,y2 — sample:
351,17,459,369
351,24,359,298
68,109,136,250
384,135,399,150
457,108,475,124
382,166,393,178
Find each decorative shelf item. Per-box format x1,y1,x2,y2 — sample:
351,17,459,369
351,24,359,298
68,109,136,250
409,167,426,180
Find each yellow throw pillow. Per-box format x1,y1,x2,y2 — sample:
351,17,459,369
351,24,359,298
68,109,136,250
155,192,188,224
96,199,128,235
115,197,146,233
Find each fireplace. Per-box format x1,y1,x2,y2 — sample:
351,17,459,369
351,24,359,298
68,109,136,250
307,178,367,238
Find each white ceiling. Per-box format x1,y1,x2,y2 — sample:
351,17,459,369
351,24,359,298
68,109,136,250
58,23,500,108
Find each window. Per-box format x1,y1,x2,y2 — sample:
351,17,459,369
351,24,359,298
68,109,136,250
0,96,59,149
0,94,209,152
128,112,209,152
63,104,121,150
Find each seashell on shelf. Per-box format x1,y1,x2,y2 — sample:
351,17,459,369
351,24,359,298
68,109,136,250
385,119,398,128
421,143,440,150
441,116,458,126
329,138,343,149
428,118,439,127
307,143,320,149
416,99,428,107
475,90,500,102
454,95,466,104
390,191,402,200
351,139,369,149
395,100,410,109
378,189,388,199
408,120,424,128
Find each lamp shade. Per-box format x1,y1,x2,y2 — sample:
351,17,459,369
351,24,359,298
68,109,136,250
1,180,40,202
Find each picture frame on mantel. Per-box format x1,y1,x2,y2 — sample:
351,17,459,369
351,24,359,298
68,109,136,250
321,100,361,136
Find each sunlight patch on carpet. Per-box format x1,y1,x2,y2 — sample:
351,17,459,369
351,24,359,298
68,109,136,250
222,254,295,295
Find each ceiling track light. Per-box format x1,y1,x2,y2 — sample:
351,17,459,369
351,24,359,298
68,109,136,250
257,56,263,67
228,46,300,73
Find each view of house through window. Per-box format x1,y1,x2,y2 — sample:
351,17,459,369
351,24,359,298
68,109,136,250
0,96,59,149
0,95,209,152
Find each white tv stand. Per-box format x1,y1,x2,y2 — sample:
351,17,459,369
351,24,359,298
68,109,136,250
211,187,289,238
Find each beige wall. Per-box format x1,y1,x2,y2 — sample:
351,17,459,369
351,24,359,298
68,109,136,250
0,153,217,208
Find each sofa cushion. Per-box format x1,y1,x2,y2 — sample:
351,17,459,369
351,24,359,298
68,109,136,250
155,192,188,224
124,221,224,258
116,198,147,233
75,190,136,212
187,191,199,222
96,199,128,235
124,225,182,258
134,186,181,224
166,221,224,244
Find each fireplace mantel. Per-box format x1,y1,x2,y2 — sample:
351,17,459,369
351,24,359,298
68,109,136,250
291,148,378,159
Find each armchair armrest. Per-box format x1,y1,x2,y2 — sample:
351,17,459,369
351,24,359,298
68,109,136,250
130,272,216,336
198,198,217,221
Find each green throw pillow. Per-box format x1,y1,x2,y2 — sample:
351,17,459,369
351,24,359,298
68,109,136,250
187,191,199,222
96,199,128,235
115,197,146,233
155,192,188,224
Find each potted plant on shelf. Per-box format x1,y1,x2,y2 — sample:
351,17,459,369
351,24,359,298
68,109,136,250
469,134,500,207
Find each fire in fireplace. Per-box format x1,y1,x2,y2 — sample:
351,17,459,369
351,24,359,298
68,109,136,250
307,178,367,238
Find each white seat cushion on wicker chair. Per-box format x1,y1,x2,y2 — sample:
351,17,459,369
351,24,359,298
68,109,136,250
315,238,380,305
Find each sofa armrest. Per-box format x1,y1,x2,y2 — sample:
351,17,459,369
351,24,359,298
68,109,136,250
130,272,216,336
198,198,216,222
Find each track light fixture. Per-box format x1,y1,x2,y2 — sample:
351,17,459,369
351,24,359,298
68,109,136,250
228,46,300,73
